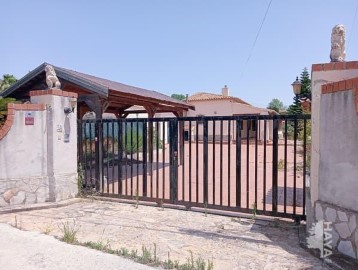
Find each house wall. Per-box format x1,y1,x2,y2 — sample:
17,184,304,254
310,62,358,260
187,99,234,117
187,100,272,140
0,89,78,206
187,100,233,140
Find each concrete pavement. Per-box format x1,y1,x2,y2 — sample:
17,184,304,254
0,223,154,270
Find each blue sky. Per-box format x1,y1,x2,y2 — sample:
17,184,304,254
1,0,358,108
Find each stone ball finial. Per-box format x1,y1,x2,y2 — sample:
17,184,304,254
330,24,346,62
45,65,61,89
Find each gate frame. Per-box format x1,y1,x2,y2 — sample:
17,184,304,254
78,114,311,221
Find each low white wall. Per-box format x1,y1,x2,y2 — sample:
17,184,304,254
0,107,49,205
316,84,358,260
0,109,47,180
319,89,358,210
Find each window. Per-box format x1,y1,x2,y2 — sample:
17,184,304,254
251,120,257,131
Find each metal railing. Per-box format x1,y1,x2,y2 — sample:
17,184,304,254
78,114,311,220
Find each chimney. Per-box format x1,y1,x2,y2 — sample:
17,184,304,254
222,85,229,96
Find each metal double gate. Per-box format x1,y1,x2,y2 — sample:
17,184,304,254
78,114,311,221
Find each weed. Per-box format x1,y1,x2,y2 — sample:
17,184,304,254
153,243,159,265
177,250,214,270
190,250,195,268
277,159,285,170
133,189,139,209
207,259,214,270
130,249,138,259
271,219,280,228
251,202,257,220
195,256,206,270
163,252,175,269
63,239,215,270
120,247,129,257
204,202,208,217
84,240,110,251
296,164,304,171
59,220,80,244
77,164,84,196
138,245,152,264
42,222,54,235
14,215,22,229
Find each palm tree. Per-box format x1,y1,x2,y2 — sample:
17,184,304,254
0,74,17,92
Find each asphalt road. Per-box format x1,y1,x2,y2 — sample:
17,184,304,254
0,223,154,270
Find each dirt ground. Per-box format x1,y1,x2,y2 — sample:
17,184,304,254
84,141,306,216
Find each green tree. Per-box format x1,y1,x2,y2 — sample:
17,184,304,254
267,98,285,113
0,74,17,92
171,94,186,101
0,97,16,126
287,98,302,115
287,67,311,115
299,67,311,100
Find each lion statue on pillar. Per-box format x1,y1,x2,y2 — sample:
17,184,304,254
45,65,61,89
330,24,346,62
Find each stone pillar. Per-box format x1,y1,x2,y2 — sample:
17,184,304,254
309,62,358,228
309,62,358,260
0,103,48,206
31,89,78,202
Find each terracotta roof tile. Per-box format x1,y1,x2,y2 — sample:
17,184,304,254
188,92,250,105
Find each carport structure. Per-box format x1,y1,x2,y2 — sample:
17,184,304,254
1,62,194,119
2,62,194,166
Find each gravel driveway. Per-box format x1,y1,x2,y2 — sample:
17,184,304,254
0,200,330,269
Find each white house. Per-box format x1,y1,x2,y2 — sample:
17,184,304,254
186,85,277,141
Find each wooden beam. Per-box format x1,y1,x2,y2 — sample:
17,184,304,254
109,90,194,111
106,105,132,116
77,104,92,119
62,83,92,95
109,94,162,108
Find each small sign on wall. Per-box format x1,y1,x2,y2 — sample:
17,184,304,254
25,112,35,125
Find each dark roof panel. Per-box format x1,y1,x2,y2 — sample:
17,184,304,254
1,62,192,110
54,65,189,107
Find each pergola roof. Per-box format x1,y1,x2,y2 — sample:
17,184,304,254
1,62,194,115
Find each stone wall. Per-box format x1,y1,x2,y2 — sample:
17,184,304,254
315,201,358,259
0,89,78,206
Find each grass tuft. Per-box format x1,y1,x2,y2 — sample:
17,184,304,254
59,220,80,244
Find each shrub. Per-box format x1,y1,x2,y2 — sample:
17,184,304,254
122,127,162,154
123,130,143,154
0,97,17,127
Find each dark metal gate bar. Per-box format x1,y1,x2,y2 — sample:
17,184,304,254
78,114,311,220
